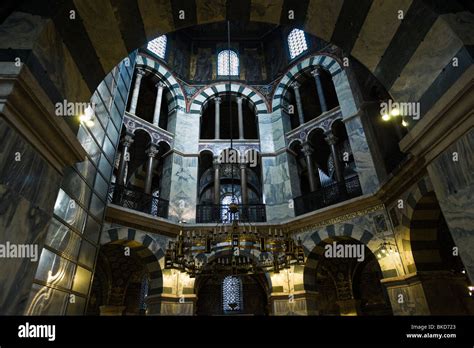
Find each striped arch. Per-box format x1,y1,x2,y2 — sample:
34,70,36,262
299,222,390,292
188,83,269,115
101,227,168,295
388,176,444,273
135,55,186,112
272,54,347,112
3,1,470,128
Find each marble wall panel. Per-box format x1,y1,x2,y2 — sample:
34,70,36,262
261,154,295,221
427,127,474,282
0,120,61,314
161,153,198,223
344,116,379,194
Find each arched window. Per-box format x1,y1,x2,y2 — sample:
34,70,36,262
217,50,239,76
147,35,167,59
222,276,242,313
288,29,308,59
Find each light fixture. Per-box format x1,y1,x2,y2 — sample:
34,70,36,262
377,240,400,259
79,104,95,127
401,119,408,127
382,114,391,121
390,108,400,117
164,210,305,277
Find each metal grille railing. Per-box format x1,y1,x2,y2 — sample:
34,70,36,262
294,175,363,216
196,204,266,223
108,183,169,219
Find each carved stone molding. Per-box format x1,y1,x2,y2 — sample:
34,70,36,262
0,64,86,174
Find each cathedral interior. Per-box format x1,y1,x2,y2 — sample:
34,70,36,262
0,0,473,319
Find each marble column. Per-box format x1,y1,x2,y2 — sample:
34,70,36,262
240,163,248,204
213,156,220,204
117,133,134,186
152,82,166,127
214,97,222,139
144,144,160,194
311,67,328,113
129,68,145,115
325,133,344,183
302,143,320,192
237,97,244,139
291,82,305,126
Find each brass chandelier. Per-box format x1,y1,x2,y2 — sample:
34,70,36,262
164,202,305,277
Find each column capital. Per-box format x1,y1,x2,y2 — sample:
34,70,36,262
156,81,166,89
239,162,247,170
214,97,222,104
121,134,134,147
290,81,300,89
136,68,146,77
146,144,160,158
302,142,313,156
236,96,244,104
325,133,339,145
310,66,323,77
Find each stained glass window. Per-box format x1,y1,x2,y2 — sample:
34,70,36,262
288,29,308,59
222,276,242,313
217,50,239,76
147,35,167,59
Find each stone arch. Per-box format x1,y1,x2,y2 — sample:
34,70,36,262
299,222,391,292
100,227,168,295
135,55,186,112
389,176,435,274
272,54,348,113
188,82,269,115
2,2,469,124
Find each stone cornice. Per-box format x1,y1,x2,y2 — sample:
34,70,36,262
105,204,180,237
0,64,87,173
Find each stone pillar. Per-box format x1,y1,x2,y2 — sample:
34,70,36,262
237,97,244,139
291,82,305,126
117,133,134,186
240,163,248,204
311,67,328,113
144,144,159,194
302,143,320,192
129,68,145,115
152,82,166,127
214,97,222,139
325,133,344,183
213,156,220,204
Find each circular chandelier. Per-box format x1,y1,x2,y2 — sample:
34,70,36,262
164,203,305,277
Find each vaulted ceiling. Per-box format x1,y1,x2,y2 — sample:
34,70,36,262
0,0,472,124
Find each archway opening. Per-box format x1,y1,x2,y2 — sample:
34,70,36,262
87,241,161,316
305,237,392,316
